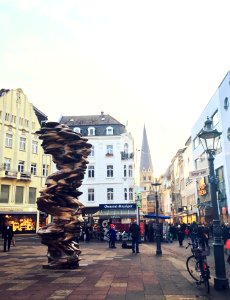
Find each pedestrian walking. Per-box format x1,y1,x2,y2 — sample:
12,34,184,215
2,220,14,252
177,225,184,247
108,224,116,248
129,220,140,253
85,223,92,242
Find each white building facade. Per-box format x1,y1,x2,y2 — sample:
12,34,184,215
191,71,230,223
59,112,136,226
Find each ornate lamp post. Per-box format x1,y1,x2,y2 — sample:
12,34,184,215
151,181,162,255
198,117,229,290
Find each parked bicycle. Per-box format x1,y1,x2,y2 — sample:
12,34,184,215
186,241,211,293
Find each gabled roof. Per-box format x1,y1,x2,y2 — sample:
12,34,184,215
60,112,124,126
33,106,48,126
0,89,10,97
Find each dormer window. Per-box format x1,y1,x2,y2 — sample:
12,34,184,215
73,127,81,133
106,126,113,135
88,127,95,136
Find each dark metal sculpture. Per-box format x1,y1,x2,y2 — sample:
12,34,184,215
36,122,92,269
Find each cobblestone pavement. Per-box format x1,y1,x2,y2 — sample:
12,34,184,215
161,238,230,279
0,236,229,300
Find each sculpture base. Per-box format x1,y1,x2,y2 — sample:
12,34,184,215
42,262,79,270
214,277,229,290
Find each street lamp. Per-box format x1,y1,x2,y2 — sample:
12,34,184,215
151,181,162,255
198,117,229,290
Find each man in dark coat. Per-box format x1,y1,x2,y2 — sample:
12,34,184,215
2,220,14,252
129,220,140,253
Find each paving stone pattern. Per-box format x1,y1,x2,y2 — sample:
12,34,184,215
0,237,229,300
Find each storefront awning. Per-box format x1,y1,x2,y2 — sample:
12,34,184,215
143,214,171,219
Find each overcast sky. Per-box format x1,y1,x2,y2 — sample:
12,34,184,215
1,0,230,176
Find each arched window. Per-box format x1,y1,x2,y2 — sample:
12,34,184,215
88,127,95,136
73,127,81,133
106,126,113,135
124,143,128,154
224,97,229,110
89,145,95,157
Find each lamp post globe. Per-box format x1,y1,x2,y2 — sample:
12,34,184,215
151,181,162,256
198,117,229,290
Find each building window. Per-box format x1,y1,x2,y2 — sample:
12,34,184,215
88,189,94,201
128,165,133,177
143,176,146,181
124,165,127,177
212,110,219,127
107,165,113,177
73,127,81,133
42,164,49,177
124,143,128,154
224,97,229,110
32,141,38,154
124,188,127,200
5,133,12,148
107,188,113,200
89,145,95,157
15,186,24,204
4,158,11,170
18,161,25,173
193,136,200,149
28,187,36,204
106,126,113,135
88,127,95,136
31,163,37,175
19,137,26,151
88,166,95,178
0,185,10,203
129,188,133,200
106,145,113,155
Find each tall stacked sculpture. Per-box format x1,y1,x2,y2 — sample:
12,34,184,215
36,122,92,269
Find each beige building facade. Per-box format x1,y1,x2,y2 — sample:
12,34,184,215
0,88,51,232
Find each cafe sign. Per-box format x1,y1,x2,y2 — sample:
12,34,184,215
198,177,208,196
99,204,136,210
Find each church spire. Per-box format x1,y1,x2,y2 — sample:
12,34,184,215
140,125,153,173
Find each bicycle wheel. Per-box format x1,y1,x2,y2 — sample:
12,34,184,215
186,255,201,281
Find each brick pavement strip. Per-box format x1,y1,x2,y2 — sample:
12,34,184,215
0,237,230,300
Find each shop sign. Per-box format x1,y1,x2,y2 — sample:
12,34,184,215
99,204,136,210
189,168,209,179
198,177,208,196
0,207,22,212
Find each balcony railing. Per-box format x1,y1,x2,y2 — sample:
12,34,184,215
120,152,134,160
20,172,31,180
4,169,17,178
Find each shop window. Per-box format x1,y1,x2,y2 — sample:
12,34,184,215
31,163,37,175
129,188,133,200
88,166,95,178
107,165,113,177
9,216,36,232
29,187,37,204
128,165,133,177
107,188,113,200
5,133,12,148
32,141,38,154
124,188,127,200
88,189,94,201
0,185,10,203
20,137,26,151
15,186,24,204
